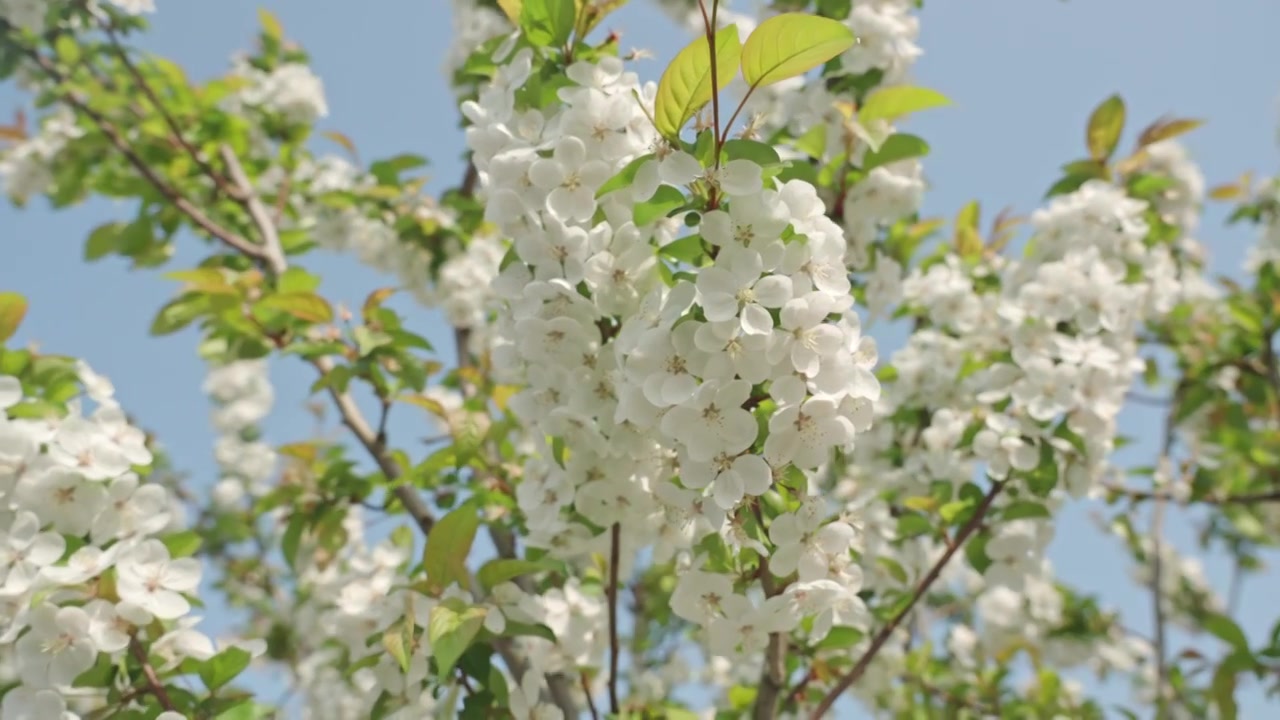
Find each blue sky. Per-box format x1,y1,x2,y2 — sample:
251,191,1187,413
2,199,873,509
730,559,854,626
2,0,1279,715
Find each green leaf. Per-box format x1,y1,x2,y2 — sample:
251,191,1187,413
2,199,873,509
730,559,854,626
199,647,252,692
1086,94,1126,162
1138,116,1204,148
382,619,412,674
476,559,557,592
659,234,706,264
423,502,480,594
858,85,951,126
596,153,655,198
162,530,203,557
281,512,306,572
149,294,207,336
258,8,284,41
370,154,428,185
1203,612,1250,654
1026,443,1059,497
520,0,577,48
55,35,80,65
939,499,973,524
654,25,741,138
255,292,333,324
429,601,488,681
1212,657,1239,720
861,133,929,171
739,13,854,89
721,138,780,166
0,292,28,343
634,185,687,226
896,512,933,538
793,123,828,159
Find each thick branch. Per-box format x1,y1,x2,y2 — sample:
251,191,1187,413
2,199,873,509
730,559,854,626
810,480,1006,719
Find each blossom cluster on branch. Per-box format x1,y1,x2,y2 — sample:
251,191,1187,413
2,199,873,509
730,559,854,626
1,0,1279,719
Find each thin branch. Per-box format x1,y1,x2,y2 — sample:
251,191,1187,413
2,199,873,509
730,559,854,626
218,145,287,276
810,480,1007,719
101,21,244,202
129,637,175,711
1151,478,1170,719
26,51,271,263
582,673,601,720
1101,483,1280,506
607,521,622,715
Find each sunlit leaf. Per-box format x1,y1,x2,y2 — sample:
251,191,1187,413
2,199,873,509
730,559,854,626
858,85,951,126
739,13,854,89
654,26,741,138
1086,94,1125,162
0,292,29,343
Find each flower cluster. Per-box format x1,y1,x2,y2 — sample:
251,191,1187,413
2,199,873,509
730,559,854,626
0,362,226,719
462,31,883,678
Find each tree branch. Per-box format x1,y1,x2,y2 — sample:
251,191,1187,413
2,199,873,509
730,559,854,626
26,51,272,264
810,480,1006,719
129,637,175,712
752,502,787,720
100,21,245,203
607,522,622,715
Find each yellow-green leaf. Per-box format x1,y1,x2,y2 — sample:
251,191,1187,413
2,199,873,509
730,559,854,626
1086,94,1125,162
149,294,207,336
498,0,522,24
575,0,628,38
654,25,741,139
258,8,284,41
858,85,951,126
520,0,577,48
362,287,396,321
256,292,333,324
955,200,983,259
321,131,358,160
901,496,937,513
0,292,28,343
429,600,488,682
1138,116,1204,148
382,620,411,674
739,13,854,90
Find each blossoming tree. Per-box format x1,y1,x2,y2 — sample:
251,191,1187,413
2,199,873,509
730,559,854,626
2,0,1279,718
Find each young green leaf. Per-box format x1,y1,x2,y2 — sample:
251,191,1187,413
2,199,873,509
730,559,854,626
0,292,29,343
596,152,655,198
739,13,854,89
254,292,333,324
429,600,489,681
721,138,780,166
520,0,577,48
1137,115,1204,148
497,0,523,25
199,647,252,692
423,502,480,594
858,85,951,125
654,25,742,139
634,185,687,226
860,133,929,170
476,558,558,592
1086,94,1126,162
